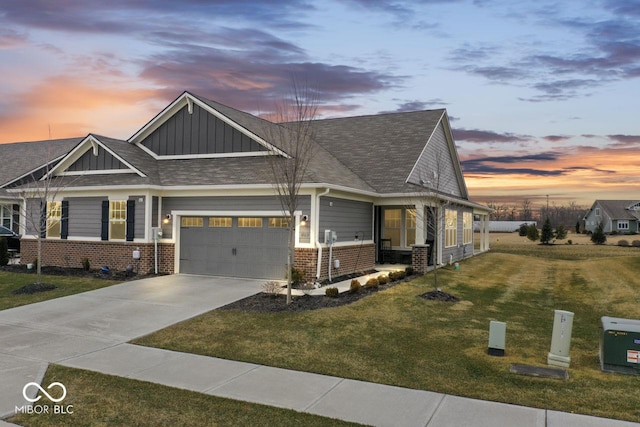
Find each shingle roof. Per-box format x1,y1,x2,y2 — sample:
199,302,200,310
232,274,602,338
1,95,458,198
595,200,640,220
310,109,446,193
0,138,82,187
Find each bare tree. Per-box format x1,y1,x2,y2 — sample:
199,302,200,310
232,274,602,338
264,79,318,304
520,198,532,220
11,158,72,284
407,150,456,290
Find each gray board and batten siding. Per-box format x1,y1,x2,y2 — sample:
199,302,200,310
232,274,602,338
161,195,312,239
319,196,373,242
407,122,463,198
141,103,267,156
67,146,128,172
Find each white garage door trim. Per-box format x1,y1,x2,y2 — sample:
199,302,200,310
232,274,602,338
172,210,301,275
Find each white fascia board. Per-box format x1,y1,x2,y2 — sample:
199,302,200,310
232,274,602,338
153,151,274,160
171,209,301,217
47,135,147,178
59,169,138,176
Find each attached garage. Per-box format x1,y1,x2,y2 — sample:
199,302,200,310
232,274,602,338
179,216,289,279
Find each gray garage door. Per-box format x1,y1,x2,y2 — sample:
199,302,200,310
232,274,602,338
179,216,289,279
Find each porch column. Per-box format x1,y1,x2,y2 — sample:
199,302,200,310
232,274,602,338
481,214,490,251
415,200,426,245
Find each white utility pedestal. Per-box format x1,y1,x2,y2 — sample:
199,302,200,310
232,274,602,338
548,309,574,368
488,320,506,356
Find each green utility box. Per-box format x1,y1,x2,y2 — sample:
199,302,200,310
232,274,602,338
600,316,640,375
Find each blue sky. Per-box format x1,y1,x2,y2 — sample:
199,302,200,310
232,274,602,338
1,0,639,207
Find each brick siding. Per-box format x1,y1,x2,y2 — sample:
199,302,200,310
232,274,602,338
20,239,175,274
295,243,375,282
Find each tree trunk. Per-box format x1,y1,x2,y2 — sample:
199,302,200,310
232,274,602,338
36,237,42,284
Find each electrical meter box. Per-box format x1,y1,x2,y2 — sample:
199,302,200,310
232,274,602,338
600,316,640,375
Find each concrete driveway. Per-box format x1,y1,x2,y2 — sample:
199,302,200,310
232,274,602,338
0,274,262,418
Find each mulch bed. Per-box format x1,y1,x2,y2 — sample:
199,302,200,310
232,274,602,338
220,274,448,313
418,289,460,302
12,283,58,295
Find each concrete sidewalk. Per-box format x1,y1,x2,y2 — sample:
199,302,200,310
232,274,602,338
58,343,639,427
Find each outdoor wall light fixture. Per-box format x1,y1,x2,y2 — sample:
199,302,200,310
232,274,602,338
162,214,172,225
300,214,309,226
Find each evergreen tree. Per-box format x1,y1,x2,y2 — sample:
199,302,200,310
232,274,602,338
591,222,607,245
575,221,580,234
541,218,554,244
526,223,539,241
555,224,567,240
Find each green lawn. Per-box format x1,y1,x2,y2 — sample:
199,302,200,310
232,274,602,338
0,270,121,310
134,236,640,422
8,365,359,427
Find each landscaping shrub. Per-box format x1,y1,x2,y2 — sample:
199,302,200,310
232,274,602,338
325,287,339,297
405,266,414,276
0,237,8,267
518,223,528,236
618,239,630,247
526,224,539,241
349,279,361,293
567,239,573,245
377,275,389,285
364,278,379,289
288,267,305,286
632,240,640,247
389,270,406,281
262,281,282,297
81,257,91,271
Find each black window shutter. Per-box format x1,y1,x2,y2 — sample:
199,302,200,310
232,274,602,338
101,200,109,241
61,200,69,239
40,202,46,239
126,199,135,242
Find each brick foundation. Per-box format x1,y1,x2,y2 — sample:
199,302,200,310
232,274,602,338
295,243,375,282
20,239,175,275
19,239,374,281
412,244,429,274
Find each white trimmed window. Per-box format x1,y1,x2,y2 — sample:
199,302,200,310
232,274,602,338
384,209,402,247
463,212,473,244
618,220,629,231
109,201,127,240
46,201,62,238
445,209,457,248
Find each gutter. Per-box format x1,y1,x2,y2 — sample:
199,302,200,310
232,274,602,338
315,188,330,280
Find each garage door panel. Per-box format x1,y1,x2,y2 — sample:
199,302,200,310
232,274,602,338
180,216,288,279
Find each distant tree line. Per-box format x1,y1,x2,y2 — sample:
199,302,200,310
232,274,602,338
487,199,587,230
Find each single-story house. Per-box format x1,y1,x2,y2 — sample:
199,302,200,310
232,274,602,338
1,91,490,280
583,200,640,234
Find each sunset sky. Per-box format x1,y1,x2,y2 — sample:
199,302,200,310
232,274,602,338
1,0,639,208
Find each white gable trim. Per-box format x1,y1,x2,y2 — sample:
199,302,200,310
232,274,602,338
47,135,146,178
128,92,289,159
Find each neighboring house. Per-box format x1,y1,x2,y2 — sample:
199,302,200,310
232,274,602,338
1,91,490,281
583,200,640,234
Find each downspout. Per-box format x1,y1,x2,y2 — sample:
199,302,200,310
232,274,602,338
315,188,330,281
